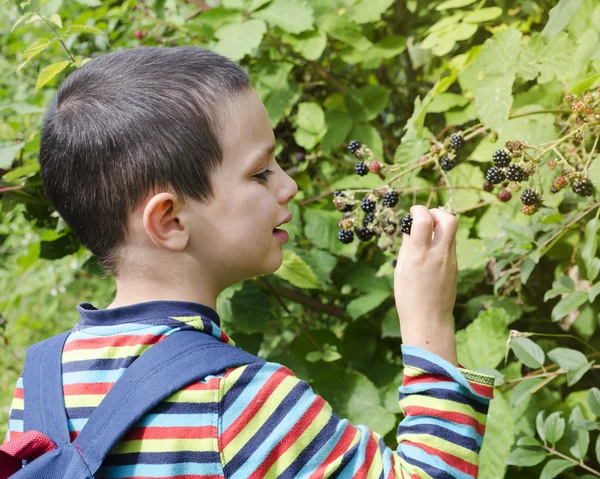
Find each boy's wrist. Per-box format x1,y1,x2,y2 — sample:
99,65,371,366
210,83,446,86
400,319,458,366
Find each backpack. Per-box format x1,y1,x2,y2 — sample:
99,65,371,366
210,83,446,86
0,329,265,478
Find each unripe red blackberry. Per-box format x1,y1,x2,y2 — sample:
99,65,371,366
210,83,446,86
483,181,495,192
486,167,506,185
361,197,376,212
498,189,512,202
553,176,568,190
492,149,511,167
520,189,539,205
348,140,361,155
368,162,381,174
134,30,145,39
338,229,354,244
382,190,399,207
355,162,368,176
572,178,595,197
356,228,374,242
506,164,525,182
439,156,455,171
401,215,413,235
449,134,464,151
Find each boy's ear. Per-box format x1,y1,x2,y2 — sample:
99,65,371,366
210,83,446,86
142,192,189,251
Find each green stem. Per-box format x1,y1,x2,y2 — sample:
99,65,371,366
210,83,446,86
36,10,76,63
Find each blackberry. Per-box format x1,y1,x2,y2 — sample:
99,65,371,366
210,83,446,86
505,164,525,182
361,197,376,212
483,181,495,192
356,228,374,242
369,162,381,174
400,214,413,235
520,189,539,206
573,179,594,197
338,229,354,244
348,140,361,155
449,134,464,151
383,190,399,207
498,189,512,202
391,259,397,267
492,149,511,167
486,167,506,185
355,162,368,176
333,190,344,197
550,186,559,194
295,151,305,162
439,156,455,171
522,204,538,216
363,212,375,226
553,176,568,190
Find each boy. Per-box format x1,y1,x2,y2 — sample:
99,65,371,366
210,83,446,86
3,47,494,478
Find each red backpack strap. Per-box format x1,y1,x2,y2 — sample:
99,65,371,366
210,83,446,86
0,430,56,478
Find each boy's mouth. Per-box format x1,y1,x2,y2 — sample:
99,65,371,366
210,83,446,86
273,228,289,243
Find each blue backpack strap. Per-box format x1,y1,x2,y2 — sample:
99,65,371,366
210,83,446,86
74,330,264,475
22,330,72,446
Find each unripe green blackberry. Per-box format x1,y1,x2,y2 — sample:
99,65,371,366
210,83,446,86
382,190,399,207
348,140,361,155
449,134,464,151
486,167,506,185
439,156,455,171
506,164,525,182
498,189,512,202
361,197,376,212
572,178,594,197
355,162,368,176
483,181,495,192
363,212,375,226
520,189,539,205
401,215,413,235
492,149,511,167
356,228,374,242
338,229,354,244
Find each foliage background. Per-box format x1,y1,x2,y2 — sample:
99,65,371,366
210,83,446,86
2,0,600,477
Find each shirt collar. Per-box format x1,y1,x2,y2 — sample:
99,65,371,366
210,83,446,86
76,300,221,327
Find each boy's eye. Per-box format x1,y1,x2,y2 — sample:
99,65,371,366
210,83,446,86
254,169,275,181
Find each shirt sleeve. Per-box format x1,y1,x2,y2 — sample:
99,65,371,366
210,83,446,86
217,346,494,479
3,375,24,444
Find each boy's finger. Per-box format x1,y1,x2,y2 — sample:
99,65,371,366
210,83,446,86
409,205,434,251
429,208,459,250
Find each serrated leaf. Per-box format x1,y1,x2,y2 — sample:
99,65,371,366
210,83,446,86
35,60,70,91
320,14,372,51
540,458,575,479
544,411,566,444
274,250,319,289
293,102,326,149
571,73,600,94
281,28,327,60
436,0,477,10
213,19,267,61
511,337,545,369
463,7,502,23
551,292,588,322
345,85,391,122
254,0,314,34
479,393,514,479
589,388,600,416
541,0,585,41
321,110,353,154
518,33,574,84
348,0,394,24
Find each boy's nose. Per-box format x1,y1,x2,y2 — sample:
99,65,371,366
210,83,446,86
279,170,299,205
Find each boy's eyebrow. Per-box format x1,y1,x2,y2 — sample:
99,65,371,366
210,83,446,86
248,142,276,166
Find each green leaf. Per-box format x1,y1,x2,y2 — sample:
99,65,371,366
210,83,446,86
0,143,24,169
229,282,273,334
48,13,62,28
344,85,391,122
17,38,52,72
428,93,469,113
589,283,600,303
520,257,536,284
281,28,327,60
570,73,600,94
348,0,394,24
581,218,599,259
293,102,326,149
589,388,600,416
510,337,545,369
541,0,585,41
253,0,314,34
537,410,547,442
213,19,267,60
381,307,400,338
435,0,477,9
274,249,320,289
347,290,390,320
321,110,353,154
66,24,104,35
540,459,575,479
551,292,588,322
505,446,546,467
35,60,70,91
479,393,514,479
512,378,545,407
547,347,588,371
567,361,593,386
517,33,574,84
320,14,372,51
544,411,566,444
303,208,358,258
597,435,600,463
568,405,590,460
348,123,382,159
463,7,502,23
456,308,510,370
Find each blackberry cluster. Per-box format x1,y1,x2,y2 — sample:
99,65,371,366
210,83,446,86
338,229,354,244
401,215,413,235
361,197,376,212
356,228,374,242
449,134,464,151
355,162,368,176
505,164,525,182
348,140,361,155
440,156,455,171
573,179,594,197
492,149,511,168
486,167,506,185
520,189,539,206
383,190,399,207
363,212,375,226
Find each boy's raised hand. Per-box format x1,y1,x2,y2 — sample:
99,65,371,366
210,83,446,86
394,205,460,366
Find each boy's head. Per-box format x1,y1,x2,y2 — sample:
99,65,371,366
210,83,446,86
40,47,298,291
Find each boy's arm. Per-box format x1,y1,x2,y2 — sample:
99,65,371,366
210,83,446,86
217,355,493,478
3,375,24,444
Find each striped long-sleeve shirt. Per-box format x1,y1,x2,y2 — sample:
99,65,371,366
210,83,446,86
4,300,494,478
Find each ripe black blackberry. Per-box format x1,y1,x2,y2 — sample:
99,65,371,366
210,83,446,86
572,179,594,197
356,228,374,242
355,162,368,176
520,189,539,205
338,229,354,244
492,149,511,167
333,190,343,197
348,140,361,155
401,214,413,235
505,164,525,182
361,197,376,212
439,156,455,171
449,134,464,151
486,167,506,185
391,259,397,267
383,190,399,207
363,212,375,226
